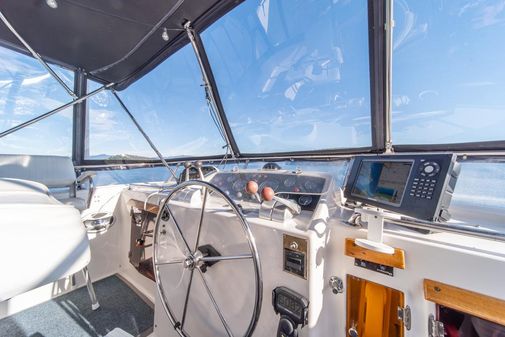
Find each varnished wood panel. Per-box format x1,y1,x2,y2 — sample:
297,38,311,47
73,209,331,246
424,279,505,326
345,238,406,269
128,199,160,215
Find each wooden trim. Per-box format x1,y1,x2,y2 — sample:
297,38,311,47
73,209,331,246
128,199,160,215
345,238,406,269
424,279,505,326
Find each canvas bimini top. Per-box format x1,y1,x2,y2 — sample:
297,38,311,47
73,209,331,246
0,0,242,90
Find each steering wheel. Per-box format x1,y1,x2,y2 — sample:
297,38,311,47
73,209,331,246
153,180,262,337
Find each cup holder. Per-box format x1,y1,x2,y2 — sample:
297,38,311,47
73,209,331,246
82,211,114,233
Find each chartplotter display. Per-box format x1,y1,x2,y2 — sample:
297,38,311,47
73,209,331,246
344,154,460,221
351,160,413,206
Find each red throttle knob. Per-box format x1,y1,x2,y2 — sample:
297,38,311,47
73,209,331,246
245,180,259,195
261,187,275,201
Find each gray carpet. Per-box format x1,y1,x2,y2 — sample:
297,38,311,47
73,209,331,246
0,275,154,337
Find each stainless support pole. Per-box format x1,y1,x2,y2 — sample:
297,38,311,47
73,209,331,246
82,266,100,310
184,22,237,159
112,91,177,181
0,11,78,99
0,83,113,139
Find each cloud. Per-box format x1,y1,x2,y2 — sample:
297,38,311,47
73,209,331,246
458,1,483,16
473,0,505,28
164,137,211,157
392,110,447,122
459,81,495,87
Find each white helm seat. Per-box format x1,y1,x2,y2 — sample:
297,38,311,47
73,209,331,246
0,203,90,301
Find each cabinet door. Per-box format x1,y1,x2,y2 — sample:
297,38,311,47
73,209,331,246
346,275,405,337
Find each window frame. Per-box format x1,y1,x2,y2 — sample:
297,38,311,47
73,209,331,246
73,0,505,166
200,0,383,157
74,0,386,165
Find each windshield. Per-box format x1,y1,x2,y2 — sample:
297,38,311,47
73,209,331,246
392,0,505,145
1,0,505,159
0,45,74,155
202,0,372,153
85,44,227,161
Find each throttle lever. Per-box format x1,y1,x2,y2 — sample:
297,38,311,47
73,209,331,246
245,182,301,218
262,187,301,215
245,180,261,203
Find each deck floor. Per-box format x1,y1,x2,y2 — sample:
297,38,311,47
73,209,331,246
0,275,154,337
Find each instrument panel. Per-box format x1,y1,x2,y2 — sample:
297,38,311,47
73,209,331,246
210,171,329,211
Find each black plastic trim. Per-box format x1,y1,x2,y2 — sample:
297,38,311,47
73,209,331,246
72,70,87,166
192,30,240,157
368,0,387,152
394,141,505,152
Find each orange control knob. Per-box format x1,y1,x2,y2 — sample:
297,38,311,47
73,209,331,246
261,187,275,201
245,180,259,195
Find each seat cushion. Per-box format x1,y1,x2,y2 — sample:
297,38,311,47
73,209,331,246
58,197,87,211
0,178,50,194
0,204,90,301
0,154,76,188
0,178,59,205
0,191,58,204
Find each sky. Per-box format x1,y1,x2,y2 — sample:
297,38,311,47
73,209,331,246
0,0,504,157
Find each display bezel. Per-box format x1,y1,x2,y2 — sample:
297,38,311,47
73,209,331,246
350,159,415,207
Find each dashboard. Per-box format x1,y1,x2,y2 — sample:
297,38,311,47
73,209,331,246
210,171,330,211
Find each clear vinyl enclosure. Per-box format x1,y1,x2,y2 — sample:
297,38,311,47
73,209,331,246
0,0,505,234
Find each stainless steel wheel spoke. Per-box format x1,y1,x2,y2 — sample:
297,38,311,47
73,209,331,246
197,268,234,337
154,181,262,337
180,268,194,330
200,254,252,263
193,187,208,251
166,206,192,254
156,259,184,266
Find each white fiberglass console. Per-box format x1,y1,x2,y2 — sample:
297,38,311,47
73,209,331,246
152,169,336,337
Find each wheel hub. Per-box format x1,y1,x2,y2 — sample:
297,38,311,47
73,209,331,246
183,256,195,269
183,250,204,270
153,180,262,337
